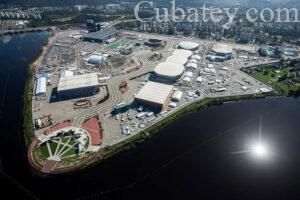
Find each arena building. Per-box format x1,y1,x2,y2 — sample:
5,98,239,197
166,55,188,65
144,38,165,48
35,77,47,96
173,49,193,59
154,62,185,82
209,44,233,60
87,55,103,65
178,41,200,51
57,73,100,99
81,28,121,43
134,81,174,111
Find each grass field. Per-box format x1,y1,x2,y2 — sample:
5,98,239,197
251,66,300,96
108,39,129,49
23,69,35,147
107,38,136,49
39,136,82,160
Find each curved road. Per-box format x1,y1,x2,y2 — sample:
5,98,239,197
71,52,159,127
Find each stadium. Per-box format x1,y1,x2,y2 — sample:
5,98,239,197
144,38,165,48
166,55,188,65
209,44,233,61
178,41,200,51
173,49,193,59
154,62,185,82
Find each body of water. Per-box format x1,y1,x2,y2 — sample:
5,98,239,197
1,32,300,200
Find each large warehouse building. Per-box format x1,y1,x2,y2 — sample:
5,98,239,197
81,28,121,43
134,81,174,111
154,62,185,82
178,41,200,51
57,73,100,99
35,77,47,96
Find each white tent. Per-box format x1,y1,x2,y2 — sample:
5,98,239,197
184,71,193,78
196,76,204,83
191,55,201,60
171,91,183,102
186,63,197,69
35,77,47,96
183,76,191,83
190,59,198,64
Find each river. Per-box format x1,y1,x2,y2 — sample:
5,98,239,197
1,32,300,200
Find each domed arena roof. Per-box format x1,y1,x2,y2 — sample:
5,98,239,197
178,41,200,50
166,55,188,65
173,49,193,59
154,62,185,78
211,44,233,54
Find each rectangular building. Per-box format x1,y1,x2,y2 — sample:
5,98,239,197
134,81,174,111
82,28,121,43
35,77,46,96
57,73,100,99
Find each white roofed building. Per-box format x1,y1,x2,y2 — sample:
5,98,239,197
61,70,74,78
154,62,184,82
171,90,183,102
186,62,197,70
87,55,103,65
134,81,174,111
35,77,47,96
210,44,233,60
57,73,100,99
178,41,199,51
191,55,201,60
196,76,204,83
183,76,192,84
173,49,193,59
166,55,188,65
184,71,193,78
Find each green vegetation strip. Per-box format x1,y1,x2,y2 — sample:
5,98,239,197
23,68,35,147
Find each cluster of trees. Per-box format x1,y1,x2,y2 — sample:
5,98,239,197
31,10,121,27
1,0,115,8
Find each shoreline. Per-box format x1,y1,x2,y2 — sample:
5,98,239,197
28,92,278,175
23,30,55,147
0,27,52,37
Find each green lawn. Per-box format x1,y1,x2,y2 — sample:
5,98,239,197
227,37,236,43
108,39,130,49
40,143,50,159
39,136,80,159
251,66,300,96
107,38,138,50
61,148,77,158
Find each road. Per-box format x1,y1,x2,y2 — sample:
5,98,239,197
71,52,158,127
